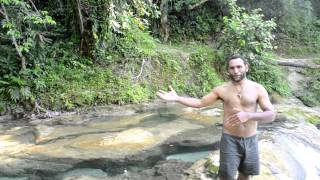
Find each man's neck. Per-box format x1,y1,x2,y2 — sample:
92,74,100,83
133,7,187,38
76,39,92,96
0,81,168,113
232,78,247,86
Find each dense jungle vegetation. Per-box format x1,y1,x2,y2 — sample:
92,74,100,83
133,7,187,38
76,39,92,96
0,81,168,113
1,0,320,115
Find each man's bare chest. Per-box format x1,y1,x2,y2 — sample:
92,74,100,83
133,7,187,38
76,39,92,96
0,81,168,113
221,88,258,108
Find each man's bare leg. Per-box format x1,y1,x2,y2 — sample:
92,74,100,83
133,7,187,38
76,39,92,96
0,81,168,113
237,173,250,180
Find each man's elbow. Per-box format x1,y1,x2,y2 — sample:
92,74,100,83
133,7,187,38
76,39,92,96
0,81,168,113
269,110,276,122
194,102,205,108
196,99,207,108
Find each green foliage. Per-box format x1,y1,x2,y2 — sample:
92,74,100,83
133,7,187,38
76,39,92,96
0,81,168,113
0,69,44,113
274,0,320,55
0,75,33,103
0,0,56,69
0,0,56,113
283,46,320,58
218,0,290,95
90,0,159,62
219,0,276,62
2,0,317,115
296,66,320,107
168,1,222,42
249,61,291,95
30,42,152,110
174,0,202,11
236,0,320,56
117,26,158,59
152,47,189,94
153,43,223,98
279,0,315,41
37,63,153,110
188,45,223,96
0,41,218,113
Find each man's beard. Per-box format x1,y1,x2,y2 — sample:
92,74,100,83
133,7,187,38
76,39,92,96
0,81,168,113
229,72,246,82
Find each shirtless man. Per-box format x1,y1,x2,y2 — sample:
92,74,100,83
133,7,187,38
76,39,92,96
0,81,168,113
157,55,275,180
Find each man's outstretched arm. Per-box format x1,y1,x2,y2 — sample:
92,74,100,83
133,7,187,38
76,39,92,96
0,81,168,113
157,86,220,108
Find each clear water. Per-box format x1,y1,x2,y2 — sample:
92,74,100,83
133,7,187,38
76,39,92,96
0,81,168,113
166,150,212,162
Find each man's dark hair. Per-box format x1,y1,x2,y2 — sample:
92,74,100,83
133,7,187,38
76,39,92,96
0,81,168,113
226,54,248,69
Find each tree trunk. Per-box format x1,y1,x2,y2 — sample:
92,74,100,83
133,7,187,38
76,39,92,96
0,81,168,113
272,60,320,69
75,0,93,58
160,0,169,42
76,0,84,36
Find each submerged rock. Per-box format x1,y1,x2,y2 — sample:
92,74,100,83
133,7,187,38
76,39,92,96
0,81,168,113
55,168,109,180
105,160,193,180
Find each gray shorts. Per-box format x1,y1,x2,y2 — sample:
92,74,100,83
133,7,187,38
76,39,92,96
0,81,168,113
218,133,259,180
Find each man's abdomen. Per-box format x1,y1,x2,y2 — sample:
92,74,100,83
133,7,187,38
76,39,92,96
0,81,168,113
223,120,258,137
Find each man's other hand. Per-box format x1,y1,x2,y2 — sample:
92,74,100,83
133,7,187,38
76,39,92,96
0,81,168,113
226,107,249,126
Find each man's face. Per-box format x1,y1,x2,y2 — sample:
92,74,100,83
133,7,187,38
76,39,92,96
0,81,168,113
228,58,248,82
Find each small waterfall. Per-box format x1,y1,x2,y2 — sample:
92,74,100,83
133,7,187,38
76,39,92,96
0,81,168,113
276,126,320,180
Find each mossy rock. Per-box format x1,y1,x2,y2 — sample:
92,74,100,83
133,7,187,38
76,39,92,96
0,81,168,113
205,159,219,175
277,106,320,125
270,93,285,104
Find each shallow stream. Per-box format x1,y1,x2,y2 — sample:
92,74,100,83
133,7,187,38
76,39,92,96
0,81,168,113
0,101,319,179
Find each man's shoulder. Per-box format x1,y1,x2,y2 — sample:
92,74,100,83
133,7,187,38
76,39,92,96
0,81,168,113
211,83,229,98
214,82,229,91
247,80,268,96
248,80,264,89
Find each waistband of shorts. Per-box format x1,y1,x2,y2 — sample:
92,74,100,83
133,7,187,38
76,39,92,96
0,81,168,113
222,133,258,140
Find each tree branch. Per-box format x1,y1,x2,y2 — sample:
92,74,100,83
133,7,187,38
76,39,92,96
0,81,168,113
133,58,146,81
28,0,40,14
1,4,26,71
188,0,209,10
0,9,4,16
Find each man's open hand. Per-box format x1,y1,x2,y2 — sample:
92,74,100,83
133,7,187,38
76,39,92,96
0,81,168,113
157,86,178,101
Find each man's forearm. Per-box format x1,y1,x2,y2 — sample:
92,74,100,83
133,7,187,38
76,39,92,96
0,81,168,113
176,96,204,108
247,110,275,123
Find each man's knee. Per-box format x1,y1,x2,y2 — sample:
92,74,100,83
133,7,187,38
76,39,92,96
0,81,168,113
218,174,235,180
218,167,237,180
237,172,251,180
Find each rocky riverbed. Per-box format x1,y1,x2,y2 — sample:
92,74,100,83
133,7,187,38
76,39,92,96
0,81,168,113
0,97,319,180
